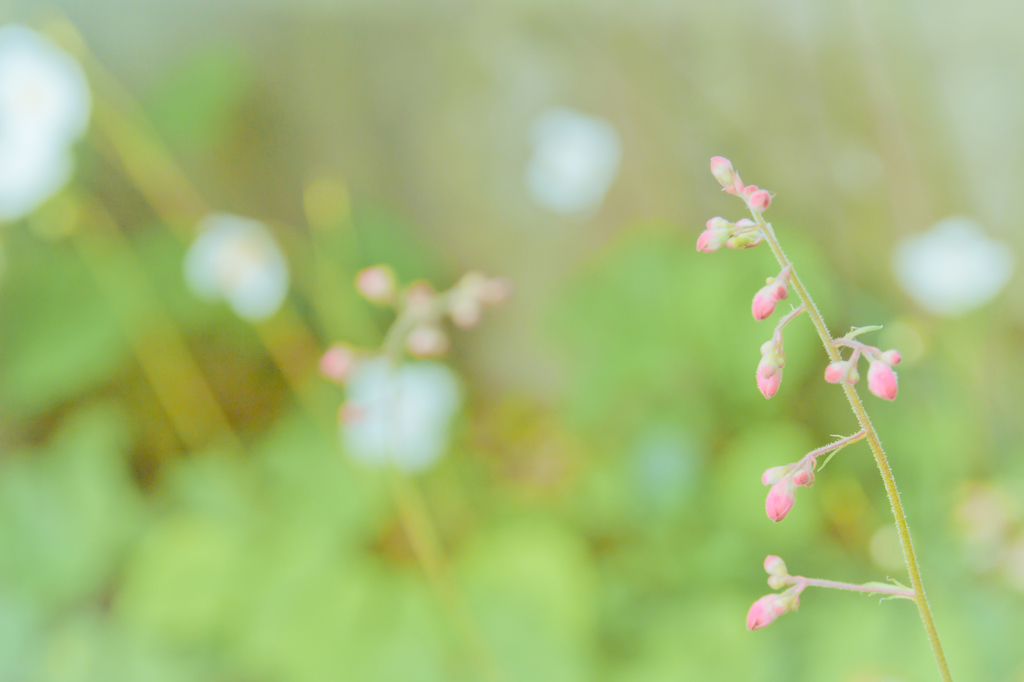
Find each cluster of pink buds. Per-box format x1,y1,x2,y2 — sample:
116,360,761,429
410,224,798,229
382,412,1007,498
699,157,937,655
761,431,866,521
321,265,512,384
746,554,914,631
697,217,761,252
826,336,902,401
710,156,773,212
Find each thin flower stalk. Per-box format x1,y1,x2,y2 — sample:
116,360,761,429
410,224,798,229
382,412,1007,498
702,157,951,681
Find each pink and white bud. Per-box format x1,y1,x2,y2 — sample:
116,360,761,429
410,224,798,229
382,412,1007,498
823,361,847,384
725,231,764,249
761,465,792,486
752,289,778,321
746,592,797,631
355,265,397,304
867,360,898,400
697,217,734,253
406,325,449,358
710,156,744,194
880,349,902,366
747,189,772,212
766,476,796,522
764,555,788,577
319,343,357,383
757,360,783,399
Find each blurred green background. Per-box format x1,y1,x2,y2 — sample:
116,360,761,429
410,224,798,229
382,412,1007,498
2,1,1023,680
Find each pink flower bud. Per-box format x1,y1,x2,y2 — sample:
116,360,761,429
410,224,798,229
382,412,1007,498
406,325,449,357
757,352,783,399
764,555,788,577
752,290,778,321
823,361,847,384
710,156,744,194
761,465,791,486
766,477,796,521
319,343,357,383
867,360,898,401
356,265,397,303
746,593,795,631
747,189,772,212
697,217,734,253
881,349,902,366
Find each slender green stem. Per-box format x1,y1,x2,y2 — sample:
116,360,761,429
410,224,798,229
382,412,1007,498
753,213,952,681
791,576,914,598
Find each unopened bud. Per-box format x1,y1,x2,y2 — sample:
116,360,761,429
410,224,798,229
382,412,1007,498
697,217,734,253
355,265,397,304
767,575,788,590
319,343,357,383
764,555,788,577
748,189,772,212
765,476,796,521
792,468,814,487
752,289,778,321
824,361,848,384
725,230,764,249
761,465,791,486
710,156,744,194
406,325,449,357
757,359,783,399
747,593,797,630
880,349,902,366
867,360,898,401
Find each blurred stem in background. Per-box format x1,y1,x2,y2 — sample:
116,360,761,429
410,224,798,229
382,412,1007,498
71,193,242,454
47,19,507,682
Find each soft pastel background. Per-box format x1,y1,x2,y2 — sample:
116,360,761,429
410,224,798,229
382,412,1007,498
2,1,1023,681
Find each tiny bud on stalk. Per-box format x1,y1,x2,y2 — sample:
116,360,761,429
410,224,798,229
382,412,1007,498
356,265,397,303
710,156,744,194
867,360,898,401
320,343,357,383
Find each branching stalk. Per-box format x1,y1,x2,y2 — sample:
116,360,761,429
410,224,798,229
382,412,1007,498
751,211,952,681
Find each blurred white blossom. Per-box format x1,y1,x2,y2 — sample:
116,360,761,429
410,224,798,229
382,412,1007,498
893,217,1013,316
525,107,621,215
184,213,289,321
341,358,461,473
0,25,91,221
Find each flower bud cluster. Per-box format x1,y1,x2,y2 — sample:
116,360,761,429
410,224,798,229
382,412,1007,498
352,266,511,359
752,266,792,321
747,557,801,630
825,340,901,401
761,456,816,522
696,217,760,253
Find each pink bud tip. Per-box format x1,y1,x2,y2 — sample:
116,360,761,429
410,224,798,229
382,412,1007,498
696,229,719,253
757,365,782,399
748,189,771,212
356,265,397,303
867,360,899,401
746,594,787,631
752,291,777,321
764,555,788,577
881,349,902,366
765,478,796,521
823,361,847,384
710,156,744,194
319,344,357,383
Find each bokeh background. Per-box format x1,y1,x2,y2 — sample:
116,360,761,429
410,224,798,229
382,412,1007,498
2,1,1024,680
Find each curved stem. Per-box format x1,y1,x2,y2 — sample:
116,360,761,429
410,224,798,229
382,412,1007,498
753,213,952,681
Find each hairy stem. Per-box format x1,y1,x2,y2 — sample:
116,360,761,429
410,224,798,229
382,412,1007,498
793,576,914,598
754,214,952,681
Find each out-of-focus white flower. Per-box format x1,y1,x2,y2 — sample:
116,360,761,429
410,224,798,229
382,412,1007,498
893,217,1014,316
525,107,621,215
184,213,289,321
0,25,91,221
340,358,461,473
